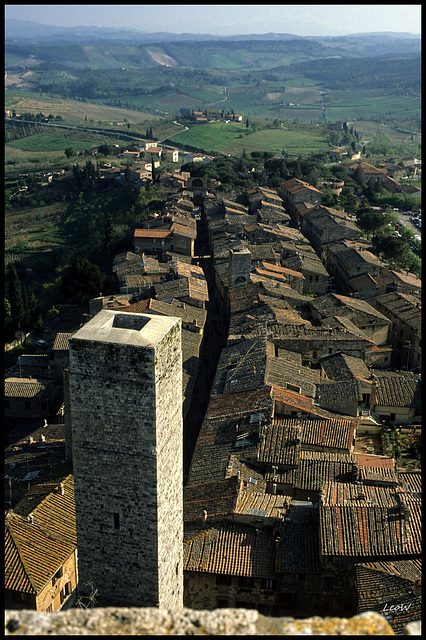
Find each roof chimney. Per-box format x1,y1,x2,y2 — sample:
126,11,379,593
58,483,65,496
202,510,207,524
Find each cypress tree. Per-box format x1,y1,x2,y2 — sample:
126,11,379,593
8,264,25,330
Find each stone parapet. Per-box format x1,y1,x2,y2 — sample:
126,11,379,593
4,608,421,635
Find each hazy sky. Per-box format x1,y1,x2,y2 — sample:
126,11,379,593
5,4,421,36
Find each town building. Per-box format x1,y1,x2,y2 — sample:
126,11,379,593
68,310,183,607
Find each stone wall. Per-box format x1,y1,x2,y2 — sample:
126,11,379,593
69,311,183,608
4,607,421,635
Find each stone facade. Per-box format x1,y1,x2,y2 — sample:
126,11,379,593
69,310,183,608
228,248,251,288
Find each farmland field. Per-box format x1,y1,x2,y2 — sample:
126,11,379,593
323,90,420,122
5,90,161,125
170,121,329,157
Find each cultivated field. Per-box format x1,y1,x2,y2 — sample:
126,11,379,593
171,121,330,157
5,90,161,125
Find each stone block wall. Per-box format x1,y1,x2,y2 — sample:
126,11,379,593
5,607,420,635
69,311,183,609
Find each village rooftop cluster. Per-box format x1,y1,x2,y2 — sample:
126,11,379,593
5,150,421,632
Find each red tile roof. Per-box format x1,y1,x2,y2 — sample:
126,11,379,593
5,475,76,594
184,521,276,578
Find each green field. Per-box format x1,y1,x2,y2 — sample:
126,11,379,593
7,130,101,153
171,122,329,156
323,90,420,122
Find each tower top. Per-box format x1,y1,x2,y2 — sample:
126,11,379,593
71,310,180,348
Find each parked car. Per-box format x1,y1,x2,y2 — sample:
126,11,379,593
36,340,49,349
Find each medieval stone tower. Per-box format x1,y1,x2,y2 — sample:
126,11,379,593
69,310,183,608
228,247,251,287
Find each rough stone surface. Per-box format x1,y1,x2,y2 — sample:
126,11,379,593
69,311,183,608
4,608,421,635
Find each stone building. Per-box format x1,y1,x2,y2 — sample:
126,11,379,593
68,310,183,608
228,247,251,288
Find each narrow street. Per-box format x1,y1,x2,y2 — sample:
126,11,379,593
182,209,228,479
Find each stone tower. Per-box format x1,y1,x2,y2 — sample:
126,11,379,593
69,310,183,608
228,247,251,287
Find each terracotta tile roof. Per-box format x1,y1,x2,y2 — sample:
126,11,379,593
276,504,322,573
184,521,276,578
211,336,269,396
254,267,287,283
265,356,320,399
319,501,421,557
397,471,421,498
320,481,417,507
346,161,385,175
310,293,391,326
373,373,421,408
319,352,371,381
134,229,172,238
234,490,291,520
171,222,197,239
184,477,239,522
373,291,421,332
52,333,73,351
316,378,363,406
272,415,356,452
5,475,76,594
293,451,356,491
258,422,301,467
355,560,421,634
355,453,395,469
187,389,273,486
5,378,52,400
280,177,323,195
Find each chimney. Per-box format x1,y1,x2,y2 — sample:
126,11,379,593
58,483,65,496
413,578,421,596
401,503,410,522
27,514,34,524
202,510,207,524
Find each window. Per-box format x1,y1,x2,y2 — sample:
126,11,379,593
261,578,276,589
287,383,301,394
328,347,333,354
238,576,255,587
323,576,334,591
217,599,228,608
282,592,298,606
113,513,120,530
24,401,31,410
216,574,232,586
53,567,63,585
236,600,256,609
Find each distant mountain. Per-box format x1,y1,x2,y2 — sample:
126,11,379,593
5,19,420,72
5,19,420,46
4,19,220,43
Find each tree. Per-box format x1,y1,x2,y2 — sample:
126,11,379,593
8,264,25,331
353,165,366,187
60,256,105,302
64,147,76,159
103,215,115,252
356,207,386,237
